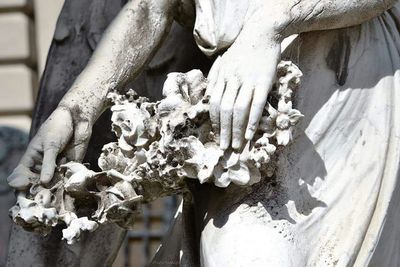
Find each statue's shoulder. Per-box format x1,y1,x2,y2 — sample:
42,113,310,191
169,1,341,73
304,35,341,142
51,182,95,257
175,0,195,29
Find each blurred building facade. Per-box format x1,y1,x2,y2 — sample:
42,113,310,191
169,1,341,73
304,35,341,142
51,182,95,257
0,0,63,131
0,1,63,265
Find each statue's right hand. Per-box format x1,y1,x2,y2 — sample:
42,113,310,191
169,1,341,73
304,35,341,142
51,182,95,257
7,106,92,190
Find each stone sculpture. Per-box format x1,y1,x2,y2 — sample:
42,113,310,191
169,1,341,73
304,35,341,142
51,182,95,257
7,0,400,265
9,62,302,245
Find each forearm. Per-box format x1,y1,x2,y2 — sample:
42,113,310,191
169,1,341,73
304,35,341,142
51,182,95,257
244,0,397,42
273,0,399,38
59,0,177,122
287,0,398,34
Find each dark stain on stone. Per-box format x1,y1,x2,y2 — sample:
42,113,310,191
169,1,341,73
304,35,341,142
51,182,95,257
326,30,351,86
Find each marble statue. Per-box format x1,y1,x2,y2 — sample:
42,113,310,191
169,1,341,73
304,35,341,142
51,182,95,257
7,0,400,266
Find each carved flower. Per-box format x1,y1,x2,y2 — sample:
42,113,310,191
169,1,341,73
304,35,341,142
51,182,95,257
63,162,96,193
211,149,263,187
9,65,306,240
111,103,154,151
250,134,276,168
276,61,302,100
183,138,223,184
260,100,303,146
62,217,98,245
158,70,207,115
212,161,253,187
9,193,58,235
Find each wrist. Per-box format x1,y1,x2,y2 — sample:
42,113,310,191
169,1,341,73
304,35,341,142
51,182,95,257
238,10,287,46
58,82,108,124
245,1,302,40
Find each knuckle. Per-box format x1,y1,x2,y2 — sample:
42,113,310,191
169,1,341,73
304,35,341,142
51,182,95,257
232,127,243,136
233,102,246,113
209,92,222,104
46,139,60,148
75,132,91,144
220,103,233,113
209,105,220,117
229,74,241,86
253,98,266,107
247,122,257,131
209,98,220,108
211,123,219,131
206,84,214,94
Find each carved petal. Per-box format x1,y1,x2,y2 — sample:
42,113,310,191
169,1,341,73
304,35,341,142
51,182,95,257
288,109,304,124
227,162,251,186
278,99,292,113
62,217,98,245
259,116,276,135
213,167,231,188
276,129,292,146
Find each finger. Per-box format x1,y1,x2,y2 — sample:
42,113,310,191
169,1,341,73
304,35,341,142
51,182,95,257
56,156,68,166
232,83,254,150
245,82,273,141
220,77,241,149
32,163,42,173
209,71,226,136
64,142,89,162
205,56,222,96
19,139,43,169
40,146,59,184
7,164,40,190
64,121,92,162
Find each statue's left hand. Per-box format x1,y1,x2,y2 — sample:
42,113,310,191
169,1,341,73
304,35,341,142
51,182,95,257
206,36,281,150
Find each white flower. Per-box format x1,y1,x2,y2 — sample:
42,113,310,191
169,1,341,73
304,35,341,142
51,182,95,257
259,100,303,146
250,134,276,168
183,138,223,184
111,103,153,150
277,61,302,100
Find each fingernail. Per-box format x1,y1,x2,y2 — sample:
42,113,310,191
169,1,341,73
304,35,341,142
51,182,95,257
220,139,229,150
232,139,241,150
245,130,254,141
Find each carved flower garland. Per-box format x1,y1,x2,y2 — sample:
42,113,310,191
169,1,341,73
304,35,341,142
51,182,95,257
9,61,303,244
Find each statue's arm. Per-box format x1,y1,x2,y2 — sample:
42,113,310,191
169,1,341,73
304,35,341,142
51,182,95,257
59,0,178,122
283,0,398,35
8,0,179,189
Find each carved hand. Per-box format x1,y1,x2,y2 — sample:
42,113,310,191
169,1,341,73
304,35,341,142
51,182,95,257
205,0,396,151
7,107,92,190
206,16,281,150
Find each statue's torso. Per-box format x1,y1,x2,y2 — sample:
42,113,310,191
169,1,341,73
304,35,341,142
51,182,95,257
168,2,400,266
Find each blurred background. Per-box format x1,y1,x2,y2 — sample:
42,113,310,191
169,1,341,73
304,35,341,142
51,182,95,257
0,1,178,266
